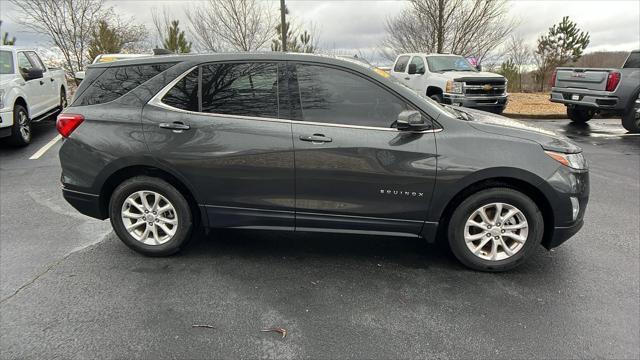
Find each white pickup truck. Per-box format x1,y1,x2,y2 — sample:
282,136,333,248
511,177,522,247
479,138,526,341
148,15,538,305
390,53,508,113
0,46,68,146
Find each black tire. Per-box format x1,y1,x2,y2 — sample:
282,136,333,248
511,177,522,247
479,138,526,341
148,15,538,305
60,88,67,110
430,94,443,103
8,104,31,146
567,107,595,123
621,106,640,133
109,176,193,256
447,187,544,272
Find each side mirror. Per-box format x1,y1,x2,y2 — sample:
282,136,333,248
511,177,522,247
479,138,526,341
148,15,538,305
407,63,417,75
476,64,482,71
74,71,85,86
23,68,43,81
397,110,429,131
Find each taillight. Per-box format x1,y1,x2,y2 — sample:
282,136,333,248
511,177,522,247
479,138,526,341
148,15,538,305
549,69,557,87
56,113,84,137
605,71,621,92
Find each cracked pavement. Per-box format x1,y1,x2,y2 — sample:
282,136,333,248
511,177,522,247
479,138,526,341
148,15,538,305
1,118,638,359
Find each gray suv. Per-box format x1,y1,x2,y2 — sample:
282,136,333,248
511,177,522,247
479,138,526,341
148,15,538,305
57,53,589,272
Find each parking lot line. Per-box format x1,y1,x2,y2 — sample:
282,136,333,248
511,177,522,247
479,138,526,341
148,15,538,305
29,134,62,160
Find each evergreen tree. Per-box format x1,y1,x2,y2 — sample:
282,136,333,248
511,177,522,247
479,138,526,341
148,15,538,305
1,21,16,45
163,20,191,54
87,20,121,63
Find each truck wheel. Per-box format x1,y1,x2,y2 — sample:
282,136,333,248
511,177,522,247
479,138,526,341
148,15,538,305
8,105,31,146
60,88,67,110
447,187,544,272
430,94,443,103
621,107,640,133
567,107,595,123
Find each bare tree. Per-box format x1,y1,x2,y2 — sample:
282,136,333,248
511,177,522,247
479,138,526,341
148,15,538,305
505,34,532,91
382,0,516,63
10,0,107,75
185,0,277,52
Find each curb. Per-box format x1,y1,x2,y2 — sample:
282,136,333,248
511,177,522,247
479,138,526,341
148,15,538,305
502,113,567,120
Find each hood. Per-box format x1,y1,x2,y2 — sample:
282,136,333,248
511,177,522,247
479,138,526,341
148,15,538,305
457,107,582,154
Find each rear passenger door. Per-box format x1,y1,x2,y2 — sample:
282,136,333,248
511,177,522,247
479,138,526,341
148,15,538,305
288,63,438,236
143,62,296,230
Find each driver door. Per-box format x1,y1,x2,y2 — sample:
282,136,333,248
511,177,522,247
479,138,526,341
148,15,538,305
16,51,46,116
406,56,427,94
288,63,438,235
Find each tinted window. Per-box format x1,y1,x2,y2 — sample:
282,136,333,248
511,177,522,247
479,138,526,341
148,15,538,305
394,56,410,72
76,63,175,106
295,64,412,128
410,56,425,73
427,56,476,72
162,68,199,111
623,52,640,68
0,50,14,74
200,62,278,118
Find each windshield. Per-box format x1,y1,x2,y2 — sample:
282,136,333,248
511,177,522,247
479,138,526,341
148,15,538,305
427,56,476,72
0,50,14,74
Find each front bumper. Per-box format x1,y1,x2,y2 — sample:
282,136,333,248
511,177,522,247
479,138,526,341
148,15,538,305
0,109,14,139
443,94,508,110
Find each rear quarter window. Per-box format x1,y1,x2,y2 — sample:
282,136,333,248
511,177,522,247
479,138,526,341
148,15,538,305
74,63,175,106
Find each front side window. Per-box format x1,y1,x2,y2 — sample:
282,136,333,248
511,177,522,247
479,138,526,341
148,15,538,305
394,56,410,72
162,68,199,112
26,52,46,72
410,56,425,73
427,56,476,72
0,50,14,74
294,64,412,128
200,62,278,118
76,63,175,106
16,52,33,73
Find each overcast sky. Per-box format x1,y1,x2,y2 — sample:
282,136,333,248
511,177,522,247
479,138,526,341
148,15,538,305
1,0,638,63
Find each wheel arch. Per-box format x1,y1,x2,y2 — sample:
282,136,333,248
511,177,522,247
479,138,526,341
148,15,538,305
14,96,28,114
98,164,206,228
426,86,443,97
430,172,555,248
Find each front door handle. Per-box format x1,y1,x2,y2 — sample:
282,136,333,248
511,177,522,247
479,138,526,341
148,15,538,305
39,80,45,85
299,134,332,143
404,77,410,80
50,78,55,82
159,121,190,132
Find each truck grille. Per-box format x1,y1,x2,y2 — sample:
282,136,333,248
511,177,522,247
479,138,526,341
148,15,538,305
463,79,506,96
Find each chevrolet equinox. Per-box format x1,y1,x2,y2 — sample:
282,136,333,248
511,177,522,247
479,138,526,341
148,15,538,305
57,53,589,271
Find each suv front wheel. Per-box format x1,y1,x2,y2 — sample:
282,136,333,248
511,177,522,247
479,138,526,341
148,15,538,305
109,176,193,256
447,187,544,272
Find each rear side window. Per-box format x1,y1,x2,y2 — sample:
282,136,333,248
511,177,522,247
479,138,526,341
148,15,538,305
200,62,278,118
294,64,412,128
393,56,410,72
162,68,199,112
623,52,640,68
75,63,175,106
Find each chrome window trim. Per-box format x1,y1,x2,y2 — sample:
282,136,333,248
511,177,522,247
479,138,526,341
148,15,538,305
148,65,443,134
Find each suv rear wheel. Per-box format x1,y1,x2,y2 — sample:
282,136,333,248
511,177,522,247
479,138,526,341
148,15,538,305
109,176,193,256
447,188,544,272
567,106,595,123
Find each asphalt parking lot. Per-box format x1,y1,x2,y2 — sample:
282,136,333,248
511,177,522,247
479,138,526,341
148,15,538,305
1,118,638,359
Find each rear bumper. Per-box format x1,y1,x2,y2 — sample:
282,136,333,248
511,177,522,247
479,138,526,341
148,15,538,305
550,90,621,111
443,94,508,110
62,188,106,220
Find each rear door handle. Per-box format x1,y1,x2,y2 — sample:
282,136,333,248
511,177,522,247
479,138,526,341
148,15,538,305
159,121,190,132
299,134,332,143
50,78,55,82
404,77,410,80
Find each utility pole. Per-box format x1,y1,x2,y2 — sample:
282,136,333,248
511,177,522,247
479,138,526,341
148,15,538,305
280,0,287,52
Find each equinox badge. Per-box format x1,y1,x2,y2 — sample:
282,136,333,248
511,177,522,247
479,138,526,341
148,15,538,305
380,189,424,197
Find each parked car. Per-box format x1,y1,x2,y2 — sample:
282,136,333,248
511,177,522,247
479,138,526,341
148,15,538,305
0,46,68,146
550,50,640,132
57,53,588,272
390,53,508,114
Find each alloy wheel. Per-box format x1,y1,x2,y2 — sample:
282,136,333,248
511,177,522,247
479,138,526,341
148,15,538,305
464,202,529,261
18,110,30,142
121,191,179,245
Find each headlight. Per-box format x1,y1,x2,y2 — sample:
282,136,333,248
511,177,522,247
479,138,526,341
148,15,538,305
545,151,587,170
0,89,5,108
446,80,463,94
